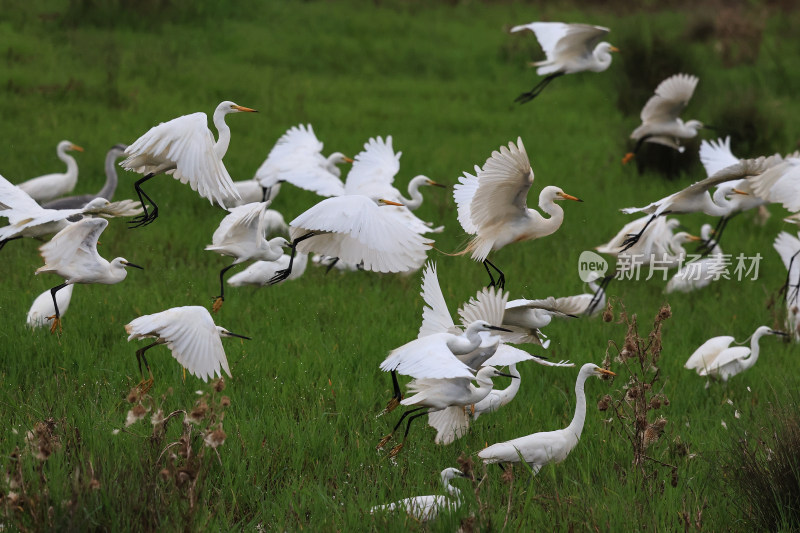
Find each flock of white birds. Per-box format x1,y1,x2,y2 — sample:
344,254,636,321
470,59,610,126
4,19,800,523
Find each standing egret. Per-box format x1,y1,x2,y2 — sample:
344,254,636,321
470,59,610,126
453,137,581,288
205,202,289,311
478,363,615,472
121,100,257,227
43,144,127,209
16,140,84,203
125,306,250,383
665,224,724,293
26,285,75,329
622,74,703,164
510,22,618,104
370,467,467,522
773,231,800,340
267,196,431,284
35,218,143,333
227,251,308,287
619,157,768,251
686,326,787,384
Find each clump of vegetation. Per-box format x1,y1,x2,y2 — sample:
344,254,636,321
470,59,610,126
721,397,800,531
599,301,678,495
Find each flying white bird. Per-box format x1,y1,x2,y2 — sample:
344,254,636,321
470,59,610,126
370,467,467,522
453,137,581,288
478,363,615,472
121,100,257,227
227,251,308,287
247,123,353,202
267,196,431,284
16,140,84,203
623,73,704,164
205,202,289,311
774,231,800,340
43,144,127,209
685,326,787,385
125,305,250,383
26,285,75,328
510,22,618,103
0,175,142,250
619,157,768,251
35,218,143,333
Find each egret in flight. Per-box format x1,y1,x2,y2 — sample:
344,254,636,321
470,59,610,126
121,100,257,227
454,137,581,288
510,22,618,104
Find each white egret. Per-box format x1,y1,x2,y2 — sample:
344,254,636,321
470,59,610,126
42,144,127,209
227,252,308,287
267,196,431,284
16,140,84,203
478,363,615,472
311,254,362,273
35,218,143,333
26,285,75,328
0,175,142,250
453,137,581,288
247,123,353,202
623,74,703,164
665,224,724,293
774,231,800,340
510,22,618,103
370,467,467,522
747,156,800,214
121,100,257,227
686,326,787,384
125,305,250,383
619,157,768,251
205,202,289,311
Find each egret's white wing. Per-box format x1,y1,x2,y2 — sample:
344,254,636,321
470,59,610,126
453,166,481,235
36,218,107,276
698,346,751,376
125,306,231,382
774,231,800,271
458,286,508,328
428,406,470,445
481,344,536,366
344,136,401,197
209,202,265,246
418,262,457,338
468,138,533,233
511,22,570,62
0,175,45,220
122,112,238,207
700,137,739,177
380,334,475,380
289,195,430,273
640,74,699,123
596,216,653,255
685,336,735,370
749,159,800,212
262,209,288,236
273,162,345,197
269,124,324,158
227,256,291,287
553,24,610,63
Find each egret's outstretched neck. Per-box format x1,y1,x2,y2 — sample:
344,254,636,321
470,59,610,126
536,191,565,236
743,329,769,370
59,144,79,180
212,107,233,159
98,148,122,200
499,364,521,401
446,481,461,499
566,370,590,439
402,177,428,210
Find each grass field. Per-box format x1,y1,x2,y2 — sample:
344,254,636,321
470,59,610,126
2,1,800,530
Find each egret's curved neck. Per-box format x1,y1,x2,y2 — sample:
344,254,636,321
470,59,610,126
58,145,79,179
445,480,461,499
401,177,427,210
566,371,590,439
742,330,769,370
588,280,600,293
535,192,565,235
592,46,613,70
212,108,233,159
497,364,521,403
710,189,735,215
98,149,121,199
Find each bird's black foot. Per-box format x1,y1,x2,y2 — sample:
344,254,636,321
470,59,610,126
268,268,291,285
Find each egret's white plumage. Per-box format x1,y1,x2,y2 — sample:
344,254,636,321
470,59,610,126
42,144,128,209
686,326,785,383
478,363,614,472
121,101,256,223
510,22,617,103
226,251,308,287
453,138,581,287
665,224,724,293
125,306,250,382
16,140,83,203
370,467,466,522
26,285,75,328
774,230,800,340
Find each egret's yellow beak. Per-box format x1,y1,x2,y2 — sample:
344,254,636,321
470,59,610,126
686,234,702,242
344,157,354,164
558,192,583,202
427,179,447,188
597,368,616,376
70,144,84,152
610,46,620,53
380,199,404,207
732,188,749,195
232,105,257,113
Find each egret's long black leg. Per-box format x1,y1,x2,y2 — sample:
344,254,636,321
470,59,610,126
781,249,800,306
620,214,657,252
483,258,506,289
697,216,728,257
128,173,158,228
376,406,427,449
514,73,564,104
46,282,68,334
622,135,656,165
269,231,318,285
325,257,339,274
261,186,272,203
0,236,22,252
135,342,160,378
585,275,613,316
388,408,432,457
212,263,237,312
380,371,403,415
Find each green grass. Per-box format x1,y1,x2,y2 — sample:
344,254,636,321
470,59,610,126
1,1,800,530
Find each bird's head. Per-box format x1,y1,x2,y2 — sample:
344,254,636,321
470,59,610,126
685,120,705,132
219,101,258,114
411,175,447,189
674,232,701,244
466,320,512,336
582,363,616,379
114,258,144,270
755,326,789,338
544,186,582,203
598,42,620,54
327,152,354,165
441,467,469,483
217,327,252,340
270,237,291,249
478,365,518,380
59,140,84,153
82,198,112,211
376,198,405,207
